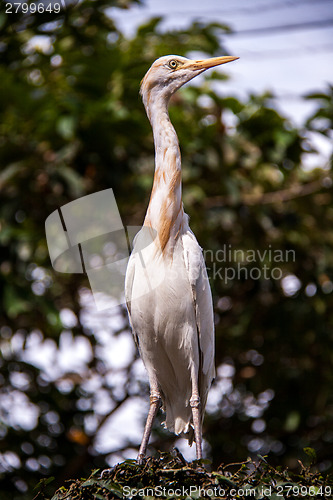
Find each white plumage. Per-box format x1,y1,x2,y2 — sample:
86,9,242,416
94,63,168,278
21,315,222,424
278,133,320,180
125,54,238,461
126,224,215,439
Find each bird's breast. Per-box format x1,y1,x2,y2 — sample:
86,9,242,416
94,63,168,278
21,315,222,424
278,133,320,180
126,231,197,347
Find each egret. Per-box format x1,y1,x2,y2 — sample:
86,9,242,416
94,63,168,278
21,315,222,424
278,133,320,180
125,54,238,462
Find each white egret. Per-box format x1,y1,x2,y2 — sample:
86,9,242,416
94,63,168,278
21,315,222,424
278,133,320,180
125,54,238,462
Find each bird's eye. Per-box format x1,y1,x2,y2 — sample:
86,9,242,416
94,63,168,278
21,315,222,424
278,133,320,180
168,59,179,70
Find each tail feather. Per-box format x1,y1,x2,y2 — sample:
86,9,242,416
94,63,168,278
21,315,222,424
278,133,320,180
161,380,211,446
162,392,195,444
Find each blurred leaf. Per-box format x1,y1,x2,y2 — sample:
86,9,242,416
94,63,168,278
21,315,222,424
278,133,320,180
303,447,317,465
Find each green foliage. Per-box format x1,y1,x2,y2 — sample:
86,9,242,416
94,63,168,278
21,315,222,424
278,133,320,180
41,452,332,500
0,1,333,499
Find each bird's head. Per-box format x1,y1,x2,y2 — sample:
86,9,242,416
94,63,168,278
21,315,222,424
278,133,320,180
140,54,238,110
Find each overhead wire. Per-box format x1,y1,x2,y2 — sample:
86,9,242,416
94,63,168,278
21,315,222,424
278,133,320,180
166,0,333,18
230,19,333,37
110,0,333,67
236,43,333,61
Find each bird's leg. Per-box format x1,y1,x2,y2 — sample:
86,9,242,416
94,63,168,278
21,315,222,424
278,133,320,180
190,382,202,460
137,385,161,464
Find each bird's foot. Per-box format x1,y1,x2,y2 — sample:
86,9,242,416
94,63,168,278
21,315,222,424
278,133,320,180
172,447,188,465
137,453,146,465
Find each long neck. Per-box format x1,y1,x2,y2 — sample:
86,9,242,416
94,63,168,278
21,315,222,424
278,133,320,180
143,93,184,254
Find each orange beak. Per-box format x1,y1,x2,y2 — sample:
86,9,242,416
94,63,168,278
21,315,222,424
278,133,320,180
188,55,239,71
